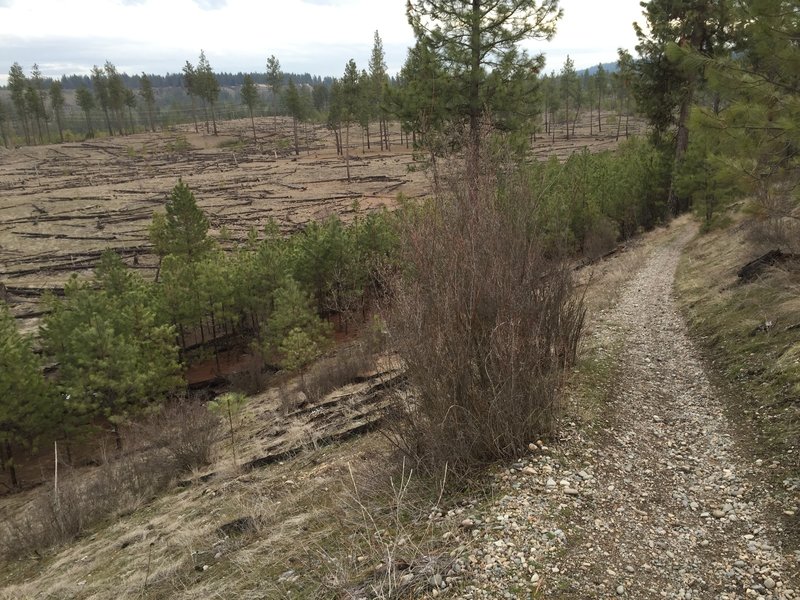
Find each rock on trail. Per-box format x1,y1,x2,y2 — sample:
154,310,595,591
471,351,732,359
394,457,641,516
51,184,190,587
453,224,799,599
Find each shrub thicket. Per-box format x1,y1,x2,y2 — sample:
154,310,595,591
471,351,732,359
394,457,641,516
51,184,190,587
385,153,585,477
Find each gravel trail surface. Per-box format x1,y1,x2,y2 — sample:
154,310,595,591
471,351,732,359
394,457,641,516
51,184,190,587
448,225,799,599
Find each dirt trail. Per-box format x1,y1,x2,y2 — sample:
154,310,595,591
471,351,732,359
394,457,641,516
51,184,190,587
455,223,798,599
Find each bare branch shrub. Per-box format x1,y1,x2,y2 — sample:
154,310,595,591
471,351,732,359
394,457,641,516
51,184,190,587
0,400,219,559
138,398,220,471
383,146,585,477
0,451,178,558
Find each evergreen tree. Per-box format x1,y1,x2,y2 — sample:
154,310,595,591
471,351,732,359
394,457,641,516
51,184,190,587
407,0,562,178
0,302,53,488
8,63,31,144
240,73,259,144
150,180,215,262
31,64,51,143
91,65,114,136
266,55,283,132
139,73,157,132
49,81,66,142
124,88,137,134
40,253,182,450
284,78,305,156
368,30,390,150
182,61,200,134
75,86,96,138
560,55,578,139
340,59,361,181
196,50,220,135
105,61,126,135
633,0,732,214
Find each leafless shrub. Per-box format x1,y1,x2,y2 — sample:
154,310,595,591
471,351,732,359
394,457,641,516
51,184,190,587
139,399,220,471
0,451,178,559
303,342,376,403
0,401,219,560
383,147,585,478
228,359,270,396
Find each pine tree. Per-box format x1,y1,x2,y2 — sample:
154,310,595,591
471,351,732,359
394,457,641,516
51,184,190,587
40,253,182,451
266,55,283,132
560,56,578,139
0,302,53,488
182,61,200,134
75,86,96,138
139,73,157,132
240,74,259,144
30,64,50,143
49,81,66,142
196,50,220,135
105,61,126,135
284,78,305,156
150,180,215,262
369,30,391,150
633,0,732,214
91,65,114,136
340,59,361,182
8,63,31,144
407,0,562,179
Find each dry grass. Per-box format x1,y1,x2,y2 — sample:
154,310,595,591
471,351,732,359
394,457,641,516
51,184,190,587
675,209,800,471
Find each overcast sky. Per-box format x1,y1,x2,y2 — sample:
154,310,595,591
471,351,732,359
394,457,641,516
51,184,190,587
0,0,646,85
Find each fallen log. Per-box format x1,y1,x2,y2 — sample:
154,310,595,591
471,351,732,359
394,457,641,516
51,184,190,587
737,249,796,281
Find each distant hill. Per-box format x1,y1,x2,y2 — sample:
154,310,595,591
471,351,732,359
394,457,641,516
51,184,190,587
583,61,619,75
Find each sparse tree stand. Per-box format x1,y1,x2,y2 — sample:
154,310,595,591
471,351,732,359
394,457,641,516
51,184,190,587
407,0,562,192
266,55,283,133
240,74,259,144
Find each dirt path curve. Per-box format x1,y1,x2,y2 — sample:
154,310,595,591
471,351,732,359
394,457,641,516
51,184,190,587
454,223,798,599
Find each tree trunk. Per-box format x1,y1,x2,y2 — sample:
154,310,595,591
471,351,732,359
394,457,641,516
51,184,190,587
293,117,299,155
668,84,695,215
365,122,371,150
249,108,257,144
190,95,199,133
3,442,18,489
55,111,64,143
345,123,351,182
467,0,482,199
113,423,123,452
103,107,113,136
210,101,218,135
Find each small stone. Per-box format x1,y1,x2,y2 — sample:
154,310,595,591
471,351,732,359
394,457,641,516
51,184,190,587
400,573,414,586
430,573,443,588
625,565,635,574
214,551,222,559
712,509,725,519
460,518,475,530
616,585,625,595
564,488,580,496
764,577,776,590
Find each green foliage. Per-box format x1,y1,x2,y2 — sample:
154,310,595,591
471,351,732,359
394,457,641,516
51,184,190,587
150,180,215,260
208,391,248,466
266,278,332,359
520,138,671,254
0,303,53,452
406,0,562,152
40,253,182,441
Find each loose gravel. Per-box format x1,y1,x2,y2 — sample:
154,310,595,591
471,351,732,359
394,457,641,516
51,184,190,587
441,226,799,599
